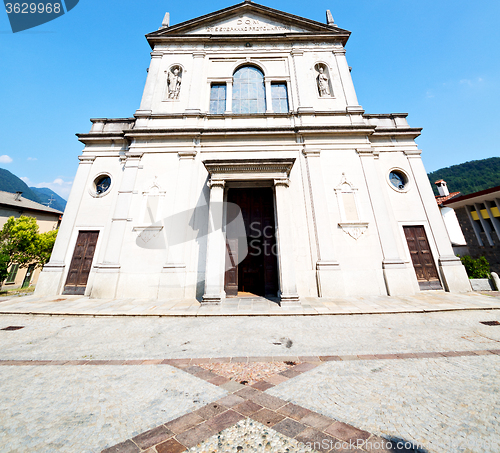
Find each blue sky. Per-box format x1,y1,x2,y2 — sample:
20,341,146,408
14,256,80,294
1,0,499,199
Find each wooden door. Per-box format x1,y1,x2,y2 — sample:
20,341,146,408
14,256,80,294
63,231,99,295
224,188,278,297
404,226,442,290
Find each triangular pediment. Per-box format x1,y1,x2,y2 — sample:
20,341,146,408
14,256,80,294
147,1,350,41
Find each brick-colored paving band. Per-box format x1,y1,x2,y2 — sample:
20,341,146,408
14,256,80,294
1,349,500,367
91,350,500,452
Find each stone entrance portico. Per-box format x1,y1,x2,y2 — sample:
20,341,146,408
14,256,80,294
202,159,299,305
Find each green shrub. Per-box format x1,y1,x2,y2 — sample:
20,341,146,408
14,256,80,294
460,255,491,279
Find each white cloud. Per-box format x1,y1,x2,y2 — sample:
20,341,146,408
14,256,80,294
0,155,13,164
27,157,37,161
23,177,73,200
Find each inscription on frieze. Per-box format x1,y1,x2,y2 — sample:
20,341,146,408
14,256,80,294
205,16,292,33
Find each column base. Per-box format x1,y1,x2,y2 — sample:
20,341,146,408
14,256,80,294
438,256,471,293
316,261,345,298
201,294,224,305
159,264,187,299
34,267,65,296
279,294,300,306
382,259,416,296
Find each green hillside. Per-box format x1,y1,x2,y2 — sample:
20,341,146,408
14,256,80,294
0,168,43,204
0,168,66,211
428,157,500,196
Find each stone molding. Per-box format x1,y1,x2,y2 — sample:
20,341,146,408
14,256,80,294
203,158,295,182
338,222,368,240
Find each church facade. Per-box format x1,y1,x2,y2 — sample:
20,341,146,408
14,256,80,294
35,1,471,303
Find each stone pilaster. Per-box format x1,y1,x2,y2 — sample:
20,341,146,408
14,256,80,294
202,179,226,304
303,149,344,297
358,148,415,296
274,178,300,304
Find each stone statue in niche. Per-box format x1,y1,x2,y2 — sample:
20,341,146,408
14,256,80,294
167,66,182,99
316,65,331,97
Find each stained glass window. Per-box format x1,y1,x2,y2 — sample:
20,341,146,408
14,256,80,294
209,83,226,114
232,66,266,114
271,83,288,113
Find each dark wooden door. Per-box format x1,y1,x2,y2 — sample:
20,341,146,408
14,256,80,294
63,231,99,295
404,226,442,290
225,188,278,297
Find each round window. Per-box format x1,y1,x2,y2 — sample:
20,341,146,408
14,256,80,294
95,175,111,195
388,170,408,191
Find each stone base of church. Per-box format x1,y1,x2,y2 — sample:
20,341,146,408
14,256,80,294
439,256,472,293
382,260,417,296
316,261,346,298
34,265,64,297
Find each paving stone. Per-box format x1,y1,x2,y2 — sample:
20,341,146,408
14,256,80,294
250,380,275,391
155,438,186,453
207,375,230,385
250,392,288,410
194,402,227,420
325,421,371,442
101,439,140,453
272,418,308,438
205,409,244,432
233,399,263,416
218,380,246,393
277,403,313,421
132,425,173,449
165,413,205,434
249,408,285,427
295,427,338,452
215,393,246,408
234,386,261,399
266,374,290,385
300,412,335,431
175,422,216,448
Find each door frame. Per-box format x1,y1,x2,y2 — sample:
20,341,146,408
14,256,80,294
61,226,104,296
223,182,279,297
399,222,442,289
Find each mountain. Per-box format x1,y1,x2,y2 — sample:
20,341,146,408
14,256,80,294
0,168,42,204
30,187,66,212
428,157,500,196
0,168,66,212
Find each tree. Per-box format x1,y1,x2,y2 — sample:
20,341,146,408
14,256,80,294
0,216,58,289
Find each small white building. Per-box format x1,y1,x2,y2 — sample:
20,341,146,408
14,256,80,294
36,1,470,303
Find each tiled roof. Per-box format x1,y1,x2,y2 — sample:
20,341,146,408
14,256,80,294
0,190,63,215
435,192,461,206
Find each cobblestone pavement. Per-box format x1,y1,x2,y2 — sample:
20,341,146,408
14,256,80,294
0,309,499,452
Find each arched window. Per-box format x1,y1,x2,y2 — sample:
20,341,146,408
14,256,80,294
232,66,266,114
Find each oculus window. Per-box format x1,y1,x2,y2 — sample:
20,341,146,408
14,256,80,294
232,66,266,114
94,175,111,195
388,170,408,191
271,83,289,113
209,83,226,114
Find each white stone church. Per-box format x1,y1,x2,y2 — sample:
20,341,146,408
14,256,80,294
36,1,471,303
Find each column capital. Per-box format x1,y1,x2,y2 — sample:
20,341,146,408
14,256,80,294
274,178,290,188
302,148,321,158
208,179,225,189
404,149,422,157
78,155,96,164
178,150,197,160
193,51,206,58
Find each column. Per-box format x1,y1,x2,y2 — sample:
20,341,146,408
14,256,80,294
358,149,415,296
474,203,494,245
274,178,300,304
91,153,143,298
202,179,226,304
137,52,162,114
486,200,500,241
185,52,206,114
303,149,345,297
406,150,470,292
465,205,484,246
34,155,95,296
